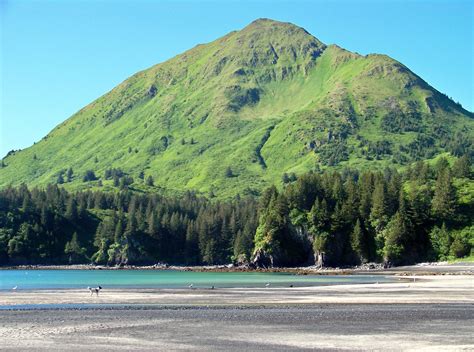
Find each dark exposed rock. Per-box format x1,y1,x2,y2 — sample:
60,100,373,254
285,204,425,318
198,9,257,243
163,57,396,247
225,86,261,112
148,85,157,98
252,249,273,268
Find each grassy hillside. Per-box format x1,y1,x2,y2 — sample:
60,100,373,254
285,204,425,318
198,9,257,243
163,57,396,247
1,18,473,198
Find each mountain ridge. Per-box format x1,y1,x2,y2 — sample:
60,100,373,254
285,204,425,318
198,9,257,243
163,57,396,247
1,18,473,197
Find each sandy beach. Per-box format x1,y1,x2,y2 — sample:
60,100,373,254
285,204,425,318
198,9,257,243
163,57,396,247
0,274,473,306
0,267,473,350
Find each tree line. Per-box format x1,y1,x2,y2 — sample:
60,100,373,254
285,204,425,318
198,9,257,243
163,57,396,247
0,155,472,267
0,186,257,265
253,155,472,267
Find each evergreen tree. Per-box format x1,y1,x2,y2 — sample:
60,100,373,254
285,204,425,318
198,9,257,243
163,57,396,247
382,212,407,264
57,172,64,184
351,218,368,263
452,155,471,178
65,197,78,221
332,174,345,203
307,198,329,233
449,231,470,258
429,223,451,260
342,179,359,224
386,170,402,214
370,180,388,233
225,167,233,178
435,157,450,177
146,175,154,186
185,221,200,264
114,217,124,243
358,172,374,220
83,170,97,182
66,167,74,182
432,168,456,222
413,161,429,183
113,175,120,187
64,232,86,264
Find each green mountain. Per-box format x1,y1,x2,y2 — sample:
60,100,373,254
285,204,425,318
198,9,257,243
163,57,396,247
1,18,473,197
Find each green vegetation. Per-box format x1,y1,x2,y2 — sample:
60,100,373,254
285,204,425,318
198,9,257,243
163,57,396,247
0,156,472,266
0,19,472,198
0,185,258,265
253,156,473,266
448,254,474,263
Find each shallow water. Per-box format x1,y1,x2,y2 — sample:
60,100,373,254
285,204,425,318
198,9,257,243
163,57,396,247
0,269,393,290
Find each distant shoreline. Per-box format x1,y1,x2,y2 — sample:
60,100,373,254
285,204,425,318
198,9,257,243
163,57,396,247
1,262,473,276
0,264,361,275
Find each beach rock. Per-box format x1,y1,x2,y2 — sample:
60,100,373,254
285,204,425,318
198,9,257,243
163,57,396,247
252,249,273,268
234,254,250,267
357,262,384,271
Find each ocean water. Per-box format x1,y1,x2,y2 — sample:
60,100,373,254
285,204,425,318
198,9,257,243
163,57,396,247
0,269,393,290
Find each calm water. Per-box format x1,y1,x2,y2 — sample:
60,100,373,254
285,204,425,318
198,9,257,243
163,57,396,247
0,270,393,290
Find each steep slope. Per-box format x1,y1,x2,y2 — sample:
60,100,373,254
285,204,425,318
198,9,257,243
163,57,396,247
1,18,473,197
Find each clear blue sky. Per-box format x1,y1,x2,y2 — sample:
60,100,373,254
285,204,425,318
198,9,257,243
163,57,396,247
1,0,472,157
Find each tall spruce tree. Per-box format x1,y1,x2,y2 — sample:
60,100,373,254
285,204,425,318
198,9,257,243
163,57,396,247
370,180,388,233
452,155,471,178
64,232,86,264
351,218,368,263
432,168,456,222
382,212,407,264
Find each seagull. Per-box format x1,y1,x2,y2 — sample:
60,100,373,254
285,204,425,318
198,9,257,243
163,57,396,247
188,284,193,289
12,286,17,291
265,283,270,288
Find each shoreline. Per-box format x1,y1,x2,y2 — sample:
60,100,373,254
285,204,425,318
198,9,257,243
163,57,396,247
1,274,472,306
2,261,473,276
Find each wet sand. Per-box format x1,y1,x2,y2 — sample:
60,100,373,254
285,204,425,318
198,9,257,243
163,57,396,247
1,303,473,351
0,269,473,351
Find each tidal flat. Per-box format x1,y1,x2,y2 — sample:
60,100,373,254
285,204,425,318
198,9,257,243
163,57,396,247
1,303,473,351
0,272,473,351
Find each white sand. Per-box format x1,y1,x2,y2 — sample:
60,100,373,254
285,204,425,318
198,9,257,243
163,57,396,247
0,275,472,306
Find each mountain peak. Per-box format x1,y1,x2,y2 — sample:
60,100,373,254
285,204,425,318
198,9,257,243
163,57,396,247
219,18,326,71
1,19,472,198
246,18,290,27
240,18,320,41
